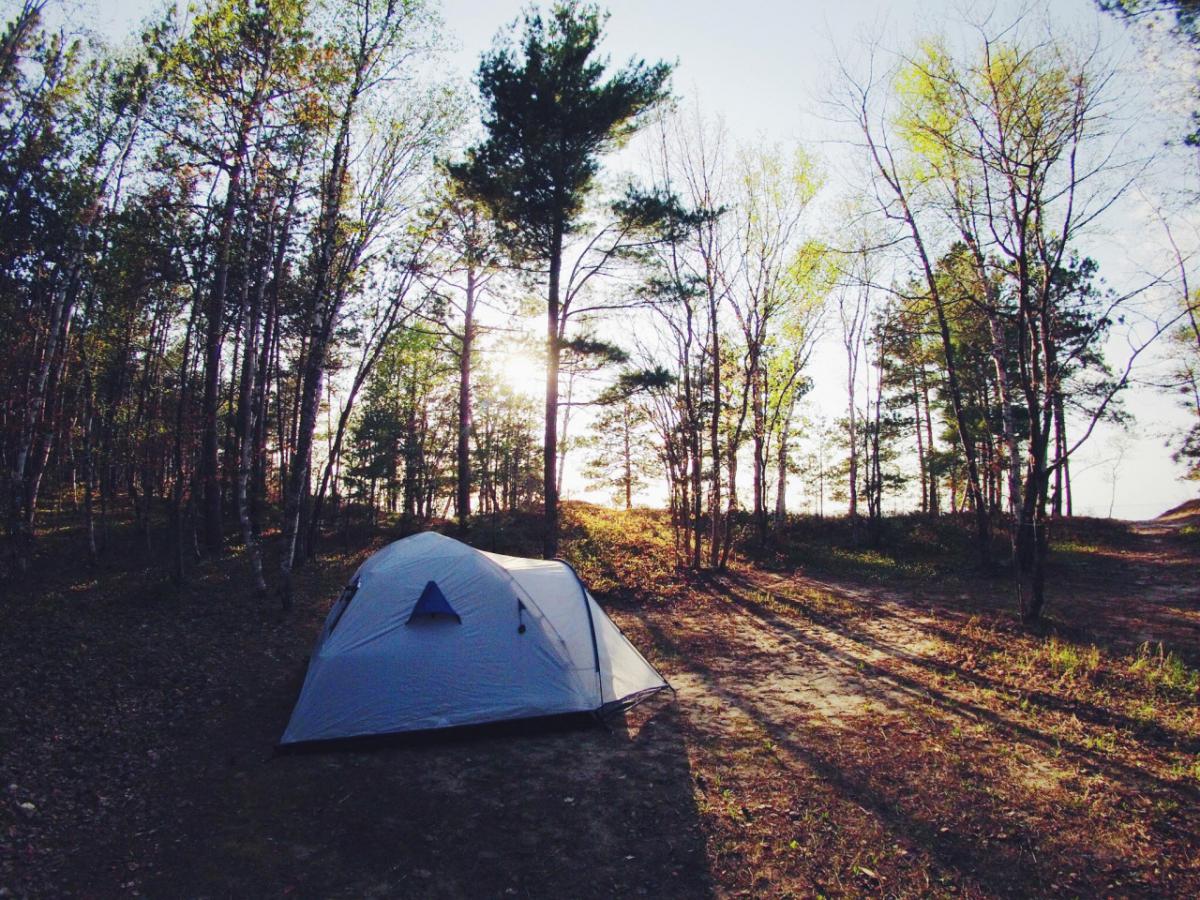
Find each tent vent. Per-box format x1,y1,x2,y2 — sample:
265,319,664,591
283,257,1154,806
406,580,461,624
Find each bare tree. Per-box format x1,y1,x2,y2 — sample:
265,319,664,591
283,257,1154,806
280,0,448,607
838,44,995,566
728,145,823,543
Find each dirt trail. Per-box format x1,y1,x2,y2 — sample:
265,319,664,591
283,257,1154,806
623,527,1200,897
662,581,921,729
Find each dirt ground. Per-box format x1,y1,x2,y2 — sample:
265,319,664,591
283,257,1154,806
2,509,1198,898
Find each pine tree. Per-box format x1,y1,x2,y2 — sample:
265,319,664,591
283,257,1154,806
449,1,670,557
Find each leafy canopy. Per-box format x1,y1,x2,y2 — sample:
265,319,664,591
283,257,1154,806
448,1,671,258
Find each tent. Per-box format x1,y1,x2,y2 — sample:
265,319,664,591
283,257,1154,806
280,531,669,745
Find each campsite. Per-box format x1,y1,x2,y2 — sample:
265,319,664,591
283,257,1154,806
3,0,1200,896
4,503,1199,897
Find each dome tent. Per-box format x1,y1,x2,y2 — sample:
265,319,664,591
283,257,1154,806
280,531,669,745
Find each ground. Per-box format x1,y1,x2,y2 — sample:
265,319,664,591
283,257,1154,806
2,503,1198,898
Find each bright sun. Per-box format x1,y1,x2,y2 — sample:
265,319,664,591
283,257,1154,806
497,349,545,398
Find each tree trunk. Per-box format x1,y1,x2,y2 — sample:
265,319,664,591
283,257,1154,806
985,310,1023,558
774,405,791,527
1016,454,1051,623
557,367,574,501
912,371,927,514
930,293,989,563
542,226,563,559
719,444,738,570
234,216,269,597
172,292,201,584
279,346,324,608
921,366,939,515
251,181,293,533
456,267,476,530
279,63,362,605
622,406,633,511
690,419,703,568
403,376,418,520
861,124,986,560
200,150,247,552
82,375,98,565
708,294,722,568
719,357,751,571
751,356,767,544
9,264,77,569
1052,391,1070,518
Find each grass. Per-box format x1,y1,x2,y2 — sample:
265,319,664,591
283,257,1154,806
1131,642,1200,700
1029,637,1102,681
756,512,996,584
561,504,687,603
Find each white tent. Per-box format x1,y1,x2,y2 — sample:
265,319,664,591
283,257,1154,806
280,531,669,744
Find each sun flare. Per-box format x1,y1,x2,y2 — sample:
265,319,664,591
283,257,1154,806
496,348,545,398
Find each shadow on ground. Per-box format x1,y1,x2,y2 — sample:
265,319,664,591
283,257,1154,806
133,697,710,899
620,523,1200,897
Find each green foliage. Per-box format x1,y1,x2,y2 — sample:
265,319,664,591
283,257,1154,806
1098,0,1200,143
1170,298,1200,478
1100,0,1200,39
1023,637,1102,681
582,400,657,508
1131,641,1200,699
613,184,719,243
448,1,671,258
561,503,684,601
346,326,455,516
471,373,545,514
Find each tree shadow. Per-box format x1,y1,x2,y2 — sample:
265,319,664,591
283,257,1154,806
135,677,712,899
717,576,1200,797
638,572,1199,895
722,572,1200,759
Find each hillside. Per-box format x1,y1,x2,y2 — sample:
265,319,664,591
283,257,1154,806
1158,498,1200,523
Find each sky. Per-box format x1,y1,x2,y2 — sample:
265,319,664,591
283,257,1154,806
72,0,1200,519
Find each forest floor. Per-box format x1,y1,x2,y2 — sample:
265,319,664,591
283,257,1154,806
2,502,1198,898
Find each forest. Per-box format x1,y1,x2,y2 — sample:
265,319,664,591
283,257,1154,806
2,0,1198,612
2,0,1200,896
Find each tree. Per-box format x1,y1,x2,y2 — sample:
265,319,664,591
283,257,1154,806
422,183,505,531
834,246,873,539
449,1,670,558
766,241,830,526
1098,0,1200,144
1171,286,1200,477
840,51,995,568
347,324,455,522
619,186,714,567
163,0,314,552
640,106,734,566
729,146,824,543
279,0,449,606
583,399,655,509
864,299,915,543
471,370,544,516
1,3,157,570
879,21,1160,620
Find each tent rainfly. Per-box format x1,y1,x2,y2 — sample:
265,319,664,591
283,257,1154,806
280,531,670,745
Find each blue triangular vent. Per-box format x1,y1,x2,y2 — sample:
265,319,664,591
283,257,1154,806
406,580,461,624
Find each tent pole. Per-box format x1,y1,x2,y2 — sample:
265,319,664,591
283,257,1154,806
555,557,604,708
